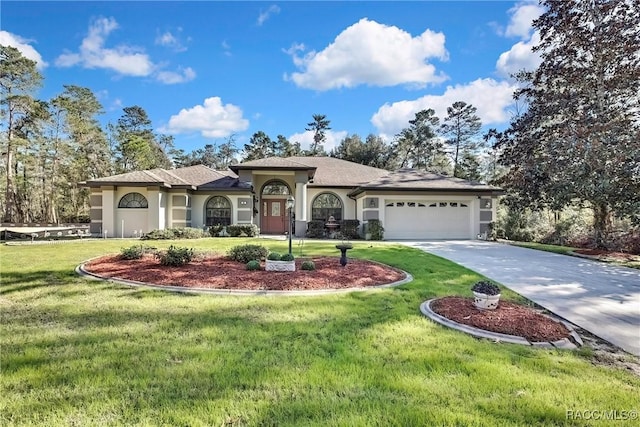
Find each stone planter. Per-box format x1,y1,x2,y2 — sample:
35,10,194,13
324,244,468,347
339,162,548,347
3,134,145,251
265,260,296,272
473,291,501,310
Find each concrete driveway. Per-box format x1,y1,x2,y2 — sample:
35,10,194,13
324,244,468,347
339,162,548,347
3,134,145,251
403,240,640,356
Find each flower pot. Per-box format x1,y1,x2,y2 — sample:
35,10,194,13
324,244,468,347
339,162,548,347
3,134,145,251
473,291,501,310
265,260,296,272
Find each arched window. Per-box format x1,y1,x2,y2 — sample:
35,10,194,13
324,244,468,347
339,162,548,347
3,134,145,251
118,192,148,208
262,180,290,195
312,193,343,221
206,196,232,226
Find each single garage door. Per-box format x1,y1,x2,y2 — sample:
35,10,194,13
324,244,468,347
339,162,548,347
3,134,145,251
384,200,471,239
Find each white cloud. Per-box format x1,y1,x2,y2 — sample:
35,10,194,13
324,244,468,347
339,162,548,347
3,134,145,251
371,78,517,139
165,97,249,138
285,18,448,90
56,17,154,76
496,31,541,77
505,2,544,39
55,17,195,84
0,30,48,69
288,130,348,152
155,29,187,52
257,5,281,26
495,2,544,77
156,67,196,84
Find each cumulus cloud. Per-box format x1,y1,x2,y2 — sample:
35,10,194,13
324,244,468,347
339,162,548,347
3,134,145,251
257,5,281,26
371,78,517,139
56,17,154,76
496,31,542,77
285,18,448,90
0,30,48,69
156,67,196,84
55,17,195,84
505,2,544,39
155,29,188,52
288,130,349,153
165,97,249,138
495,2,544,77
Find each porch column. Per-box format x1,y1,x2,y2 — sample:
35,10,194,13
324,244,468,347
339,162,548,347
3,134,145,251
294,172,308,237
101,186,115,238
147,188,161,231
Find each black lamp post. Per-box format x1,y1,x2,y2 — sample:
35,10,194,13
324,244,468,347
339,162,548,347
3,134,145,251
286,195,295,255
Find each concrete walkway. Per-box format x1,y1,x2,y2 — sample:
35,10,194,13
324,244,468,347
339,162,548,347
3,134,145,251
403,240,640,356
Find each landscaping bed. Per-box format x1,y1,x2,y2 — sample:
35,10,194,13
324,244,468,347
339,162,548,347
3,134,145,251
84,254,406,290
430,296,571,342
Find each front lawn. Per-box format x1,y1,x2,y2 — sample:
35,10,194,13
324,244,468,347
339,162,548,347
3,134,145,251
1,239,638,426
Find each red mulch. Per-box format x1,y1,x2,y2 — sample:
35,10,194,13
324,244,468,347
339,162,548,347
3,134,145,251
84,254,406,291
573,249,639,262
430,296,572,342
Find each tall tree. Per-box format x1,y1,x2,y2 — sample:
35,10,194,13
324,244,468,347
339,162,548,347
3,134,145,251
112,106,172,172
276,135,302,157
330,133,393,169
305,114,331,156
392,109,450,173
440,101,482,178
0,45,43,222
497,0,640,246
242,131,276,161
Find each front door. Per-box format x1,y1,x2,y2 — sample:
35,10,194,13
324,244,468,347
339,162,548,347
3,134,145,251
262,199,290,234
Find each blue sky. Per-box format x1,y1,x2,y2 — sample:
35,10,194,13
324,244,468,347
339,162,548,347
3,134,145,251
1,1,543,153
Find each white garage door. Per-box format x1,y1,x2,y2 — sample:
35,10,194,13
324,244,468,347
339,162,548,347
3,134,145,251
384,200,471,239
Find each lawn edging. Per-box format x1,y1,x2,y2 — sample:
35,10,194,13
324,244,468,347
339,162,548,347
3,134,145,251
420,299,583,350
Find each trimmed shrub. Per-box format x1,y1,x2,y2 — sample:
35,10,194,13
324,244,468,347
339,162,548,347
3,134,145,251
228,244,269,263
226,224,260,237
208,224,225,237
367,219,384,240
339,219,360,240
280,253,295,261
143,227,205,240
155,245,195,266
267,252,282,261
120,244,152,260
301,260,316,271
246,260,261,271
471,281,501,295
306,220,325,238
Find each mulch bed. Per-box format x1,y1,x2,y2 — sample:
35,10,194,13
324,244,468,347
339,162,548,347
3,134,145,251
84,254,406,291
430,296,571,342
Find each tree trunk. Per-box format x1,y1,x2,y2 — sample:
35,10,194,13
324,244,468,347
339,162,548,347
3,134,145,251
592,203,611,249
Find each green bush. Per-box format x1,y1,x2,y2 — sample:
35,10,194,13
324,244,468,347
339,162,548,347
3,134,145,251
226,224,260,237
155,245,195,266
367,219,384,240
301,260,315,271
280,253,295,261
208,224,225,237
246,260,261,271
305,220,325,238
339,219,360,240
228,244,269,263
267,252,282,261
120,244,152,260
142,227,205,240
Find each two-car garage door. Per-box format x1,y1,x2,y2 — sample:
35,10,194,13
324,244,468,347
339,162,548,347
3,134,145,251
384,200,471,240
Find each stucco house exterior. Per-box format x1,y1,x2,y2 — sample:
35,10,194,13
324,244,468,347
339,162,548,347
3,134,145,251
82,156,502,240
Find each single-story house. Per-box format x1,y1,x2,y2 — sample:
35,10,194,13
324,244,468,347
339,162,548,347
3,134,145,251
82,156,502,240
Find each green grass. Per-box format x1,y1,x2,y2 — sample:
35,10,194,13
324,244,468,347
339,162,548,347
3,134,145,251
507,241,578,255
2,238,639,426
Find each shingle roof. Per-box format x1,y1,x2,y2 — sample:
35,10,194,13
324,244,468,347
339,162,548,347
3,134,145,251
83,164,250,190
349,169,501,196
231,156,389,187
